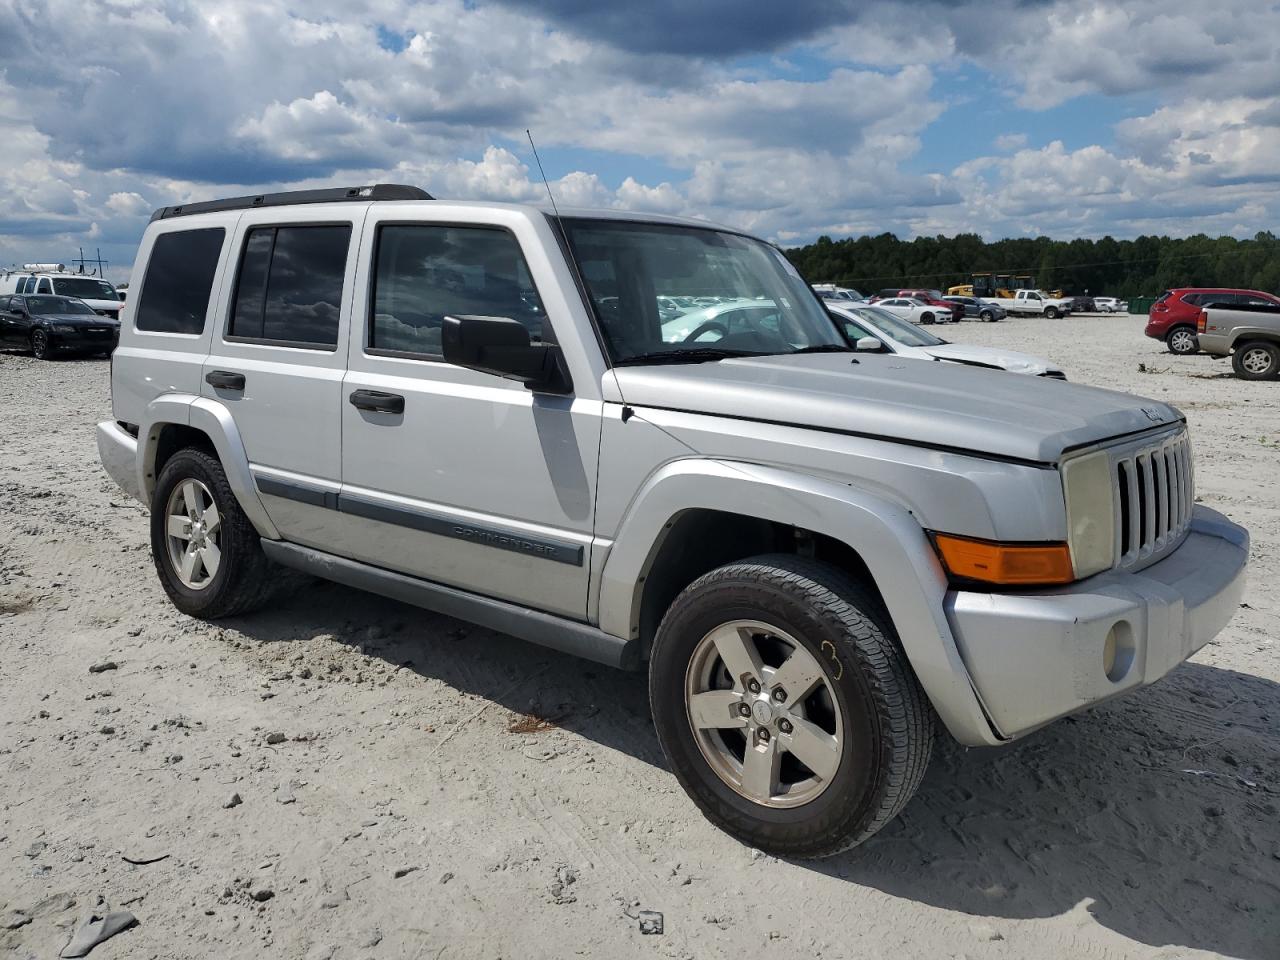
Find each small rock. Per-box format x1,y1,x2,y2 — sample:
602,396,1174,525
305,946,337,960
3,911,32,930
439,871,454,884
99,725,116,735
223,793,242,810
25,840,47,858
357,928,383,949
1205,805,1226,818
638,910,664,935
317,894,344,909
250,887,275,903
88,661,119,674
264,732,286,745
392,866,419,879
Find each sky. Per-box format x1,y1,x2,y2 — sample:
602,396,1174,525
1,0,1278,281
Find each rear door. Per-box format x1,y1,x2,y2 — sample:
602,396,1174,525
201,206,365,547
335,208,602,619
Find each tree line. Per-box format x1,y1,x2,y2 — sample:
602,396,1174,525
784,231,1280,298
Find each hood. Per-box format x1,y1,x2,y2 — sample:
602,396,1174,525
76,298,123,312
922,342,1063,377
612,353,1179,464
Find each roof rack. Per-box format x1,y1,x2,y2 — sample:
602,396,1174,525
149,184,433,221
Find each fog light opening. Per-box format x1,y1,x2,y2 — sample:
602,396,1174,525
1103,621,1135,683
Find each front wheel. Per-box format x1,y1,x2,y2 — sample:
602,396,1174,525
920,312,935,324
1044,306,1060,319
1166,326,1198,355
1232,341,1280,380
30,329,52,360
979,310,995,322
150,448,277,618
649,554,934,858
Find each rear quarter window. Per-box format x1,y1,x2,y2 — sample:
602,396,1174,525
135,228,226,334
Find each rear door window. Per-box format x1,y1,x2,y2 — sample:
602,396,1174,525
135,228,226,334
229,225,350,348
36,278,52,293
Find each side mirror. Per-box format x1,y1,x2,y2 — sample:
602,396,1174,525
441,315,570,393
854,336,884,352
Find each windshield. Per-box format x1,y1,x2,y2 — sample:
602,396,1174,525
562,218,845,363
51,277,118,300
852,306,945,347
27,296,96,315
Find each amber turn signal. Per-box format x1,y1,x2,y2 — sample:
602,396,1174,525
931,533,1075,587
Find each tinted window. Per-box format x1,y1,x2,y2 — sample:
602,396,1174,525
36,278,51,293
135,228,226,334
28,296,95,315
369,225,544,358
230,225,350,347
22,277,36,293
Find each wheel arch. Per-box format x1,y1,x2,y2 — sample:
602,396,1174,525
138,395,279,538
597,458,1001,746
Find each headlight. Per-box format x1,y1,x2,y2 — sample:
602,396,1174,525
1062,450,1115,578
51,324,78,334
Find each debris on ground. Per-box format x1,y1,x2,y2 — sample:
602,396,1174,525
59,901,138,958
638,910,664,935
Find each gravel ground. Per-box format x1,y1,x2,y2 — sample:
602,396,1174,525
1,314,1276,960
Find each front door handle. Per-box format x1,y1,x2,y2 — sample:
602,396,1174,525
349,389,405,415
206,370,246,391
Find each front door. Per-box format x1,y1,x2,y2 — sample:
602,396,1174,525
337,211,601,620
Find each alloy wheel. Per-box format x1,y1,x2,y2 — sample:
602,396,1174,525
684,619,843,809
164,479,222,589
1240,346,1273,375
1169,329,1196,354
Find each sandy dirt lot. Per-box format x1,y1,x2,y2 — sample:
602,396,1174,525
1,315,1277,960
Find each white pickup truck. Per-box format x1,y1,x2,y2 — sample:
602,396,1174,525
989,289,1074,318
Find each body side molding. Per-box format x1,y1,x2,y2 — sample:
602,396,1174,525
262,540,636,669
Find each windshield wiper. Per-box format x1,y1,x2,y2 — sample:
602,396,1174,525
786,344,853,354
614,348,759,366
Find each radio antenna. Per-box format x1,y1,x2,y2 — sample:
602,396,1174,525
526,129,562,218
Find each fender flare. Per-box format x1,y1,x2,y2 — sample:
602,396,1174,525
1226,327,1280,351
597,458,1002,746
138,394,280,539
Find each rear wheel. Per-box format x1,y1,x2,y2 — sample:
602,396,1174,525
1232,341,1280,380
649,554,934,858
1044,306,1060,319
1166,326,1198,355
151,448,278,618
30,329,52,360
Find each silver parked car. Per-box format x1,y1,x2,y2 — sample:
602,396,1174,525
99,184,1249,857
826,302,1065,377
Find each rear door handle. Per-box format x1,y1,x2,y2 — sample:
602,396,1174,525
206,370,245,391
349,389,405,415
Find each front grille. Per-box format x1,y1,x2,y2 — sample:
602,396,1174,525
1112,429,1193,569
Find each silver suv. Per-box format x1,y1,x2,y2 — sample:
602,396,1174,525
98,185,1249,857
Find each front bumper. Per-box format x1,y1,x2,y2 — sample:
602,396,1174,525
97,420,143,503
945,506,1248,741
51,328,119,352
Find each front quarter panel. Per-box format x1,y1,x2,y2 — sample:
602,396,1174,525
598,456,1005,746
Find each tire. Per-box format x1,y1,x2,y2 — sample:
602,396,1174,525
150,448,278,618
920,312,935,325
649,554,934,858
979,310,995,322
1231,340,1280,381
1044,307,1059,319
30,329,52,360
1166,326,1199,355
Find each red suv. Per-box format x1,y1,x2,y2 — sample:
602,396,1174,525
1145,288,1280,354
875,288,963,322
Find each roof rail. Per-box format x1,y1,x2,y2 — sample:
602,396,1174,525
149,184,433,222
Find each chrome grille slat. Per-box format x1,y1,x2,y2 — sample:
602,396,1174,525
1108,428,1193,571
